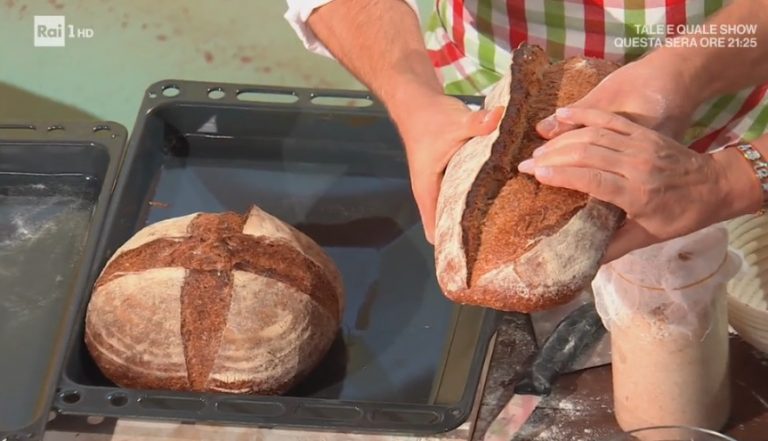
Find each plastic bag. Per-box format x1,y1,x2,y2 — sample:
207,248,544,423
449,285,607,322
593,223,741,340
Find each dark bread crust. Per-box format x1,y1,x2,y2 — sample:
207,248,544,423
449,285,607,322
182,270,233,390
435,44,625,313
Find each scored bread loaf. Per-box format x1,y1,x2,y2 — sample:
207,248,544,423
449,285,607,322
85,205,344,394
434,44,625,313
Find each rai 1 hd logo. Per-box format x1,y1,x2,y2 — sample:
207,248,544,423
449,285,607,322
34,15,94,47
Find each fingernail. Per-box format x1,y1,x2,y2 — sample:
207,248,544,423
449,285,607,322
535,167,553,178
482,106,503,124
424,226,435,244
537,115,556,133
518,159,535,174
532,147,545,157
555,107,572,118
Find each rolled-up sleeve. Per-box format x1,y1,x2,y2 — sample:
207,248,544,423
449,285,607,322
284,0,421,59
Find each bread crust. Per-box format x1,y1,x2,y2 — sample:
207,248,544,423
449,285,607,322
435,44,625,313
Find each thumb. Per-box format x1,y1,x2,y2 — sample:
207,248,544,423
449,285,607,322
462,106,504,138
411,175,440,245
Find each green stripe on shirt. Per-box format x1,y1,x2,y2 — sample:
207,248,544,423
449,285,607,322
477,0,497,70
425,8,443,33
439,0,452,35
743,103,768,142
685,95,737,143
623,0,646,63
444,68,501,95
695,95,738,129
544,0,566,60
704,0,724,18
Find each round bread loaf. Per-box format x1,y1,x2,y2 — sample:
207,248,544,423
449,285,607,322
84,205,344,394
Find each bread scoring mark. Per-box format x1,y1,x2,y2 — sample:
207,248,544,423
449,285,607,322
180,270,233,391
434,65,514,292
462,46,549,283
228,236,340,322
96,238,184,287
473,51,609,285
103,213,198,267
244,205,345,317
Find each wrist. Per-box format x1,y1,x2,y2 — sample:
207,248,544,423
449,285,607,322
711,144,764,219
382,80,445,120
384,79,446,125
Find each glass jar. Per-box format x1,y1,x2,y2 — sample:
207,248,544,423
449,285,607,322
593,225,740,432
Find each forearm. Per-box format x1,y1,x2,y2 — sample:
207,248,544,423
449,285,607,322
307,0,442,119
643,0,768,107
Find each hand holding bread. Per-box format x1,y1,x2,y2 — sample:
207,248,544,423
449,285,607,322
520,107,755,263
394,92,504,244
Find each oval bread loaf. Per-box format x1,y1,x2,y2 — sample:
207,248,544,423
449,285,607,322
85,205,344,394
434,44,625,313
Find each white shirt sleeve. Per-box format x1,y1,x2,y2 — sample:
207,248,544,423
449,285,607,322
284,0,421,59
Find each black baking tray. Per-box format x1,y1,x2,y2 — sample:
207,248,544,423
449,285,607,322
54,80,500,434
0,122,126,441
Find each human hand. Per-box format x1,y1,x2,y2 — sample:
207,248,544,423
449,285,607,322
536,54,700,142
518,107,739,263
392,93,504,243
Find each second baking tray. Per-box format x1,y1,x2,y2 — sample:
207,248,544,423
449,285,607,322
0,122,126,441
54,80,499,434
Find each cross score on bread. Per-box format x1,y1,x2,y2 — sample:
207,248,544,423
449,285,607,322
85,206,344,394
